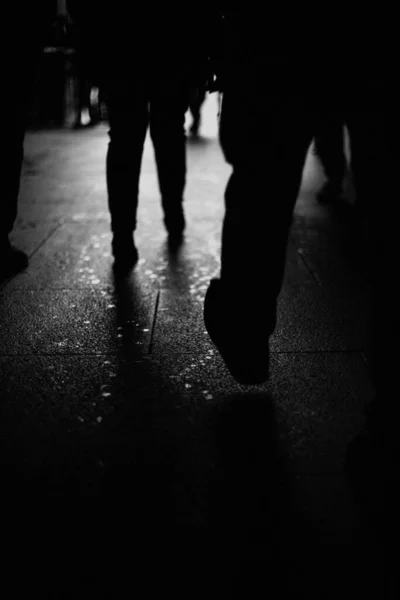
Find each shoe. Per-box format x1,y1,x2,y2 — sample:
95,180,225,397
204,279,270,385
111,233,138,275
164,207,185,244
0,239,28,281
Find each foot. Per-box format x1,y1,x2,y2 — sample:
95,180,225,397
164,207,185,244
204,279,270,385
0,240,29,281
111,233,138,276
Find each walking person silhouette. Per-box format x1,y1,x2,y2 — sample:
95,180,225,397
68,4,215,274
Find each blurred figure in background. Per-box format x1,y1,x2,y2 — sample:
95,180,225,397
53,0,103,128
69,16,103,128
73,81,103,128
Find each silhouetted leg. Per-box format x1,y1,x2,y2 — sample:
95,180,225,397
1,39,40,279
345,100,400,506
189,86,206,134
219,87,315,330
346,108,399,402
149,75,189,237
105,78,149,235
88,83,101,125
73,57,89,127
39,52,66,127
204,79,315,384
3,117,25,241
3,43,40,242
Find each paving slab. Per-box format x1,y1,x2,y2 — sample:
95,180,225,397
154,350,372,474
8,221,62,260
0,287,155,355
152,272,370,356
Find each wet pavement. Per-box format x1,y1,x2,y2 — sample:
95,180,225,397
1,95,384,595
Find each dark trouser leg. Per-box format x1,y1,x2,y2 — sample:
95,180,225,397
2,46,39,243
314,111,346,180
3,120,25,241
346,107,400,402
104,79,149,234
39,52,65,127
219,85,315,333
345,100,400,497
189,85,206,131
1,110,29,279
74,57,89,126
149,74,189,228
88,83,101,124
1,40,40,279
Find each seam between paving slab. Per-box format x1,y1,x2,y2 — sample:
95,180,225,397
26,222,64,260
148,290,160,355
0,350,369,357
296,248,324,287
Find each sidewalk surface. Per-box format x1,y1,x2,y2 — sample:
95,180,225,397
0,94,382,594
